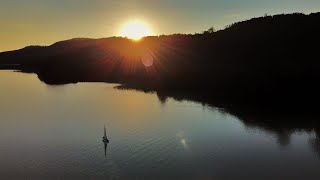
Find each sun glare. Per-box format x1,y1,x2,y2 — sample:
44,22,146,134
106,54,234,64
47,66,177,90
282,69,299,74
119,20,152,40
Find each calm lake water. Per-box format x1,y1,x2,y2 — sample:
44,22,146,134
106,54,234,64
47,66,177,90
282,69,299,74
1,70,320,179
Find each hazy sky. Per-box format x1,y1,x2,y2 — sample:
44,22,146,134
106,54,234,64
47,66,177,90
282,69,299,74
1,0,319,52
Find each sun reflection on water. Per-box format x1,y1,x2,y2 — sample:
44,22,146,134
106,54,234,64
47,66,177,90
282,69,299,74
176,130,189,150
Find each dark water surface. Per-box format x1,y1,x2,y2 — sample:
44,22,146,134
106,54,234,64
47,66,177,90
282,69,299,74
1,70,320,179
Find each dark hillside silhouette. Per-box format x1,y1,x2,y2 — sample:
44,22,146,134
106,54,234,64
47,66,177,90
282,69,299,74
1,12,320,123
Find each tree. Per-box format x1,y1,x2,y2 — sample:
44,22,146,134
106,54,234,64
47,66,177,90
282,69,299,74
202,26,216,34
207,27,216,33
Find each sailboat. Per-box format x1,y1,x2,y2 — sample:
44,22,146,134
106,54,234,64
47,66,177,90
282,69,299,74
103,125,109,143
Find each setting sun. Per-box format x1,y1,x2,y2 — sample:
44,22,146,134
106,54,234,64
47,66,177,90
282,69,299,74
119,20,152,40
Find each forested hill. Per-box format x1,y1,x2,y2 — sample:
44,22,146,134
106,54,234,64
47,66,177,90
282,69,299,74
1,12,320,112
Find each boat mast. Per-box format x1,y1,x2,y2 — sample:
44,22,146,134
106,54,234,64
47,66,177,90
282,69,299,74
104,124,107,138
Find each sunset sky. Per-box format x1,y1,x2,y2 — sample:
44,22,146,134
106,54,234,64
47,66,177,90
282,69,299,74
1,0,320,52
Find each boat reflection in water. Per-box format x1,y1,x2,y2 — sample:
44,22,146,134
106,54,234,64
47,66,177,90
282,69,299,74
103,142,108,157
